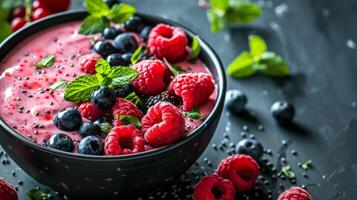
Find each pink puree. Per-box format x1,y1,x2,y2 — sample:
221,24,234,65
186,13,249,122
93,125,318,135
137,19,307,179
0,21,216,148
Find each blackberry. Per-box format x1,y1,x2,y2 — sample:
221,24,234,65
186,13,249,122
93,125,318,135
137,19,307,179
145,91,182,110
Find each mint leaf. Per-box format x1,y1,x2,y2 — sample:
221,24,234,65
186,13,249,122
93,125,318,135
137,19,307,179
95,58,112,74
0,21,12,43
259,52,289,77
207,10,226,32
125,92,144,109
35,55,56,68
119,115,142,127
281,166,295,179
210,0,229,15
64,75,100,102
109,3,136,23
109,67,139,89
249,35,266,58
184,108,202,120
226,51,255,78
131,46,146,65
302,160,313,170
50,80,68,91
225,1,262,24
27,189,51,200
78,15,108,35
190,36,201,62
84,0,110,16
164,58,186,76
97,121,112,137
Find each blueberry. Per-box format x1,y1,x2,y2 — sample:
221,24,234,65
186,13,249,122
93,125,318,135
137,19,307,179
103,0,121,8
236,139,263,161
91,86,116,110
54,108,82,131
121,53,132,65
124,16,143,32
93,119,113,137
102,27,121,39
106,53,128,66
226,89,247,114
78,136,104,155
140,26,152,41
93,40,116,57
114,84,133,97
47,133,74,152
271,101,295,124
78,122,101,138
113,33,138,53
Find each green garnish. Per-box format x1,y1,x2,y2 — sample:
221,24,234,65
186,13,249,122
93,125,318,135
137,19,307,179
49,80,68,91
131,46,147,65
35,55,56,68
27,189,51,200
184,108,202,120
190,36,201,62
119,115,142,127
125,92,144,109
281,165,295,179
302,160,313,170
164,58,186,77
226,35,289,78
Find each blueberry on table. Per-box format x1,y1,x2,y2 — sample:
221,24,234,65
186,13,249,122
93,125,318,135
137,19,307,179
114,84,133,97
93,40,116,57
78,136,104,155
271,101,295,124
140,26,152,42
106,53,127,66
226,89,247,114
102,27,121,39
47,133,74,152
91,86,116,110
78,122,101,138
124,16,143,33
236,139,263,161
103,0,121,8
54,108,82,131
113,33,138,53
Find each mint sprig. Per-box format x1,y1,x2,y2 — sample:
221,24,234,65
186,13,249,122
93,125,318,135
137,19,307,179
131,46,146,65
125,92,144,109
79,0,136,35
35,55,56,68
164,58,186,77
190,36,201,62
184,108,202,120
118,115,142,127
64,75,100,102
50,80,68,91
27,189,51,200
227,35,289,78
302,160,313,170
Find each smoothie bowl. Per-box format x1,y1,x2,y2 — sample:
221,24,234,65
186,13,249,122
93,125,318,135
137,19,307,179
0,9,225,199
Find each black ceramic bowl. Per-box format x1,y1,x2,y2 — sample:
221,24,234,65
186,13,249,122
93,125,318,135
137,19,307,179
0,11,226,199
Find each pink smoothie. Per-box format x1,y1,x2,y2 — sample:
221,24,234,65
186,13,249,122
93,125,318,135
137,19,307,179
0,21,216,150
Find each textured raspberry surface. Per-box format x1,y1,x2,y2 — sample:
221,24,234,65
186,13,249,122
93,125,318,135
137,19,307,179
104,125,145,155
216,154,260,192
78,101,105,120
278,187,313,200
169,73,215,111
0,179,18,200
132,60,170,96
112,97,143,119
148,23,187,62
79,54,101,74
194,175,235,200
141,102,185,147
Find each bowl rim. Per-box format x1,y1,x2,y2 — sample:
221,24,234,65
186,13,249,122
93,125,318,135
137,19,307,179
0,10,226,161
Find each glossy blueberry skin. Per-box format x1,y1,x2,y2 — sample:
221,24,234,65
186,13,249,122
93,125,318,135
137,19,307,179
113,33,138,53
121,53,132,65
226,89,247,114
271,101,295,124
102,27,121,39
47,133,74,152
106,53,128,66
140,26,152,41
103,0,121,8
78,136,104,155
236,139,264,161
124,16,143,32
91,86,116,110
93,40,116,57
78,122,101,138
114,84,133,98
53,108,82,131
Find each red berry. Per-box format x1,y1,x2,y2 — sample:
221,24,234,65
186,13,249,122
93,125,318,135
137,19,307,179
38,0,70,13
194,175,235,200
79,54,101,74
216,154,260,192
11,7,25,19
112,97,143,120
278,187,313,200
78,102,106,120
104,125,145,155
0,178,18,200
11,17,26,32
142,102,185,147
32,0,47,11
31,8,51,21
148,24,187,62
132,59,170,96
169,73,215,111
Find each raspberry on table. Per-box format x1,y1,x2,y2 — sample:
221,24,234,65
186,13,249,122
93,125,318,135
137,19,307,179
148,23,188,62
141,102,185,147
79,54,101,74
104,125,145,155
194,175,235,200
78,101,106,120
132,59,171,96
169,73,215,111
278,187,313,200
216,154,260,192
112,97,143,120
0,178,18,200
145,91,182,110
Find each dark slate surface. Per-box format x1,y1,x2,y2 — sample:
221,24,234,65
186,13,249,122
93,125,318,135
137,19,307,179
1,0,357,199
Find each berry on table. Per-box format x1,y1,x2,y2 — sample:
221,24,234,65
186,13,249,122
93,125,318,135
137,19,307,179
226,89,247,114
113,33,138,53
278,186,313,200
78,136,104,155
78,122,101,138
11,17,26,32
145,91,182,110
47,133,74,152
236,139,264,161
91,86,116,110
53,107,82,131
0,178,18,200
194,175,235,200
106,53,128,66
140,26,152,42
93,40,116,57
31,8,50,21
124,16,143,32
271,101,295,124
79,54,101,74
102,27,121,39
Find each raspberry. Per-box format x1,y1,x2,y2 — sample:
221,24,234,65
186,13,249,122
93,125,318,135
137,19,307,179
79,54,101,74
145,91,182,110
169,73,215,111
194,175,235,200
104,125,145,155
148,24,188,62
0,178,18,200
216,154,260,192
112,97,143,120
132,60,170,96
78,102,106,120
278,187,313,200
141,102,185,147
